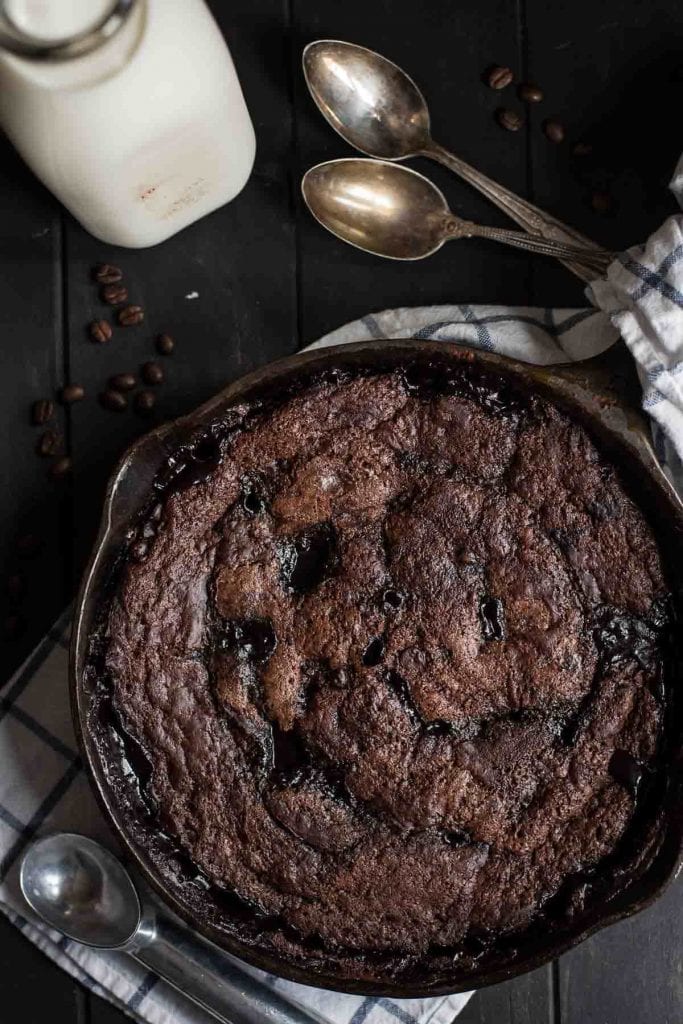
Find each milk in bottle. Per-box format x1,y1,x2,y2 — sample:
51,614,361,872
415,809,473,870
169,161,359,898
0,0,256,247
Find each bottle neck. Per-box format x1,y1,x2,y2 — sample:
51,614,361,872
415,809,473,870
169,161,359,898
0,0,138,60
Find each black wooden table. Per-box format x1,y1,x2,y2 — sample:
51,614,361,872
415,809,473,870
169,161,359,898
1,1,682,1021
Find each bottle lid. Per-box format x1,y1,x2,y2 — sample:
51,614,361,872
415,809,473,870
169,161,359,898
0,0,137,60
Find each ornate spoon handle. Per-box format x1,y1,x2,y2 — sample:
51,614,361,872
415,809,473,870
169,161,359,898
447,217,615,276
427,142,606,282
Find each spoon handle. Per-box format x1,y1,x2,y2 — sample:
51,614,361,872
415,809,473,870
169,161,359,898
425,141,605,281
451,218,614,276
132,912,321,1024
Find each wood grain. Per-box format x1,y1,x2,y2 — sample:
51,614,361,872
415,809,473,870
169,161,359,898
0,145,69,685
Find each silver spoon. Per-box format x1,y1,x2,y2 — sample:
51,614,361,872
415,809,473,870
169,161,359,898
302,158,613,274
20,833,319,1024
302,40,604,281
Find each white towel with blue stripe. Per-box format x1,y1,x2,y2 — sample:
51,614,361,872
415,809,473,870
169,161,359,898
589,168,683,487
3,157,683,1022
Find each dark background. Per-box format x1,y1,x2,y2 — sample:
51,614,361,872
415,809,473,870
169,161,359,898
1,0,682,1021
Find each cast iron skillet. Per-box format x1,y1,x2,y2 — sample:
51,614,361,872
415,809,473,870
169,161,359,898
71,340,683,996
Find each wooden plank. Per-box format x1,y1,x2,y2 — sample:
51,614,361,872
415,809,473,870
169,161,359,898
524,0,683,308
0,138,83,1024
0,142,71,685
456,964,553,1024
0,913,84,1022
558,875,683,1024
64,0,298,572
90,997,131,1024
291,0,537,345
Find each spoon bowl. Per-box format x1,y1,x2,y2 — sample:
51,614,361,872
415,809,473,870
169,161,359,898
302,158,449,260
302,39,605,280
302,158,614,273
20,832,140,948
303,39,430,160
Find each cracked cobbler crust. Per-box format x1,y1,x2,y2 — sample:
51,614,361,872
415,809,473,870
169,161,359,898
102,365,669,968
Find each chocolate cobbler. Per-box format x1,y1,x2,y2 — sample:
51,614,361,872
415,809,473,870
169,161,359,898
91,358,675,983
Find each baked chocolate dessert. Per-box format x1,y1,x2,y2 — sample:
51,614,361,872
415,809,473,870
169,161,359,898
93,360,674,982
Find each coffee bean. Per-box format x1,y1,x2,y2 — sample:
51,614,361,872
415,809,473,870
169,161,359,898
109,372,137,392
36,430,61,457
92,262,123,284
17,533,41,558
118,304,144,326
591,190,613,214
135,389,156,414
496,108,523,132
50,455,72,478
156,332,175,355
572,141,593,158
101,283,128,305
487,65,513,90
6,573,24,603
543,119,565,143
89,318,113,344
60,383,85,404
31,398,54,425
99,389,128,411
4,613,24,640
141,361,163,385
518,82,543,103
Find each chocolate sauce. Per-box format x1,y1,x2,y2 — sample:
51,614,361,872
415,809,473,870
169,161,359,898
270,723,310,783
278,522,338,594
609,749,645,799
362,636,385,667
219,618,276,663
479,597,506,641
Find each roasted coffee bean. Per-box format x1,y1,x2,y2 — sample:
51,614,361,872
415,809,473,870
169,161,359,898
141,361,163,385
6,573,24,603
543,119,565,143
135,389,156,414
101,283,128,305
156,332,175,355
31,398,54,425
92,262,123,284
36,430,61,457
496,108,523,132
4,613,24,640
89,318,113,344
487,65,513,90
17,533,41,558
109,372,137,392
572,141,593,158
99,388,128,411
50,455,72,478
591,190,613,214
60,383,85,404
518,82,543,103
118,304,144,326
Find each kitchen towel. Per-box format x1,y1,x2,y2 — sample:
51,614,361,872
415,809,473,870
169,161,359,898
588,153,683,489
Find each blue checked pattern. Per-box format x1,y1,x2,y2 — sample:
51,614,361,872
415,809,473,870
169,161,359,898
588,158,683,488
4,264,683,1023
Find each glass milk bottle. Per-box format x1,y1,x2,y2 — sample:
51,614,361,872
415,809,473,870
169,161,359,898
0,0,256,247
